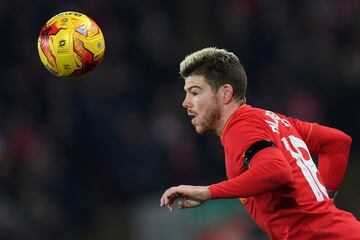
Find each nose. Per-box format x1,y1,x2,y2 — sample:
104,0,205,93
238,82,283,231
182,95,191,109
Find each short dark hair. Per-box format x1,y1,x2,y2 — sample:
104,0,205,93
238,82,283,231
180,47,247,101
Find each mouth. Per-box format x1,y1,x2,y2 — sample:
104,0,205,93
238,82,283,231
191,116,196,124
188,112,197,124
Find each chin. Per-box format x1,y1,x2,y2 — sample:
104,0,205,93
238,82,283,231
195,125,212,135
194,125,204,134
195,128,206,135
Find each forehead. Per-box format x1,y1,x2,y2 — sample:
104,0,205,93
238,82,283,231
184,75,210,91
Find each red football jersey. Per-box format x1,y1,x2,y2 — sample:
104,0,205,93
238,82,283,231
209,104,360,239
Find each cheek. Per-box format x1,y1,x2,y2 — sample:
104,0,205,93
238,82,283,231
194,95,212,110
195,101,209,115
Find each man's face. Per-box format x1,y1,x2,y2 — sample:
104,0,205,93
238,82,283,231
182,75,222,134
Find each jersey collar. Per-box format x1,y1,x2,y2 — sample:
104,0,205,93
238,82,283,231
220,104,248,140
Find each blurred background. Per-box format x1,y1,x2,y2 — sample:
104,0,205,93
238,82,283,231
0,0,359,239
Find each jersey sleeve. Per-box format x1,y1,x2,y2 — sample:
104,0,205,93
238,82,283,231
209,147,292,199
287,117,313,142
288,117,352,192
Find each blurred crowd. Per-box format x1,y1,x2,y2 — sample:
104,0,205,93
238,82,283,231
0,0,359,239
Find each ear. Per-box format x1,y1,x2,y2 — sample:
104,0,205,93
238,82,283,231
221,84,234,104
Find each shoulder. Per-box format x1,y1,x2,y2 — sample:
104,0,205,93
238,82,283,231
224,106,273,137
222,107,273,155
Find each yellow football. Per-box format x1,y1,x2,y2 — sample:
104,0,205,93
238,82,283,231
37,11,105,78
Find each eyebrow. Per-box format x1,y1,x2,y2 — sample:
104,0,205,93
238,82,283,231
184,86,201,92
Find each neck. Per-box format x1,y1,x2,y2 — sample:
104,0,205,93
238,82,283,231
215,100,245,136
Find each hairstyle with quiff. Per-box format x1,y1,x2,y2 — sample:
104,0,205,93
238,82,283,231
180,47,247,102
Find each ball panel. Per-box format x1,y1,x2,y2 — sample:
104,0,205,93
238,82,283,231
38,22,63,74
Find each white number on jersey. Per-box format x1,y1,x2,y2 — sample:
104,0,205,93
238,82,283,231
281,135,329,201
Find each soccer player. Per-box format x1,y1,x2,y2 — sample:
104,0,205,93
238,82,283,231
160,47,360,239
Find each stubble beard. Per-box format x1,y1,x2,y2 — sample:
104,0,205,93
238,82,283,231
195,99,222,135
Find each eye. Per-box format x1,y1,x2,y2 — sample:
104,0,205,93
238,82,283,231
190,91,199,96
